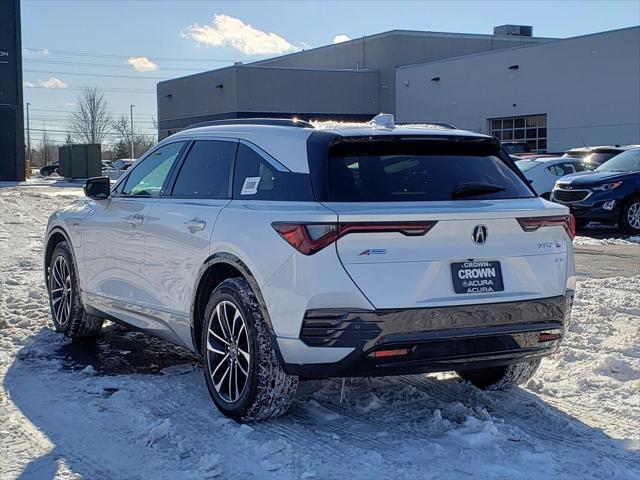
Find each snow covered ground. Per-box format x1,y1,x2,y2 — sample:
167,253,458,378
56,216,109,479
1,182,638,480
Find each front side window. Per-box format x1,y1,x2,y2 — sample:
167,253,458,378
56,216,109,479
232,144,313,201
121,142,186,196
328,141,533,202
171,140,236,198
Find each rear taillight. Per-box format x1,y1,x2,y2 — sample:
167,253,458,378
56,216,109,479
272,222,436,255
517,214,576,240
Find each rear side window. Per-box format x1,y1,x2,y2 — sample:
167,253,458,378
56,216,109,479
171,140,236,199
232,144,313,201
328,141,533,202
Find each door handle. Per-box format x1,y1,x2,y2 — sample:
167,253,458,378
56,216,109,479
185,218,206,233
124,213,144,226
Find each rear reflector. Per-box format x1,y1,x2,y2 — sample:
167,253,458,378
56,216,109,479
372,348,410,358
517,214,576,240
538,331,562,343
272,221,437,255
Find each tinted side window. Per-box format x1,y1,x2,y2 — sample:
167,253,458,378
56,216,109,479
171,140,236,199
232,144,313,201
121,142,186,196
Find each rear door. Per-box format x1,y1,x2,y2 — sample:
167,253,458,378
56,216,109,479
143,139,236,347
324,139,572,309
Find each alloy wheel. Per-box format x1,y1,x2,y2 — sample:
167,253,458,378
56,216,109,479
50,256,72,326
206,300,251,403
627,202,640,230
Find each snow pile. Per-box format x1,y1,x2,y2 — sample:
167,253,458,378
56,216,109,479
0,184,639,479
574,235,640,246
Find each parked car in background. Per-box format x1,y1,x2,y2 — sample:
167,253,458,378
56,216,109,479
552,147,640,232
562,146,625,169
516,157,588,199
501,141,531,155
39,162,59,177
44,116,575,421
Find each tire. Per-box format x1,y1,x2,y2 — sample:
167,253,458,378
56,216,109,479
48,241,103,338
456,359,541,390
201,277,299,421
619,197,640,234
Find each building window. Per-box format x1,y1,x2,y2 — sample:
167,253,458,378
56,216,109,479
488,114,547,152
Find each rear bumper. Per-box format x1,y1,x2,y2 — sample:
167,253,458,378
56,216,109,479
282,293,573,378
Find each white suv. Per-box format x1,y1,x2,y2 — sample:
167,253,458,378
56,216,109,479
44,116,576,421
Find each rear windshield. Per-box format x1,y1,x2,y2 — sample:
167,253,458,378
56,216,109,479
328,141,534,202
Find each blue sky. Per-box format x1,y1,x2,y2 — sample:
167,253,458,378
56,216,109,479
21,0,640,144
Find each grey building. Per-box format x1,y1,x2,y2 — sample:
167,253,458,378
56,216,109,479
395,26,640,152
158,28,550,138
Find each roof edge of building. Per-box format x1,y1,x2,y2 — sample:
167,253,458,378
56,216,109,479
396,24,640,71
248,28,557,68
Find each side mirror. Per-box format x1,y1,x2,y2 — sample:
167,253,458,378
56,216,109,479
84,176,111,200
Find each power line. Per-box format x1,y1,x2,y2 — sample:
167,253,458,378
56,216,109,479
24,68,168,81
24,85,155,93
29,127,157,137
24,47,237,63
24,58,211,72
29,107,156,115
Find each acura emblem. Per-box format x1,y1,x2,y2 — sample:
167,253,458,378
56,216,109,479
472,225,488,245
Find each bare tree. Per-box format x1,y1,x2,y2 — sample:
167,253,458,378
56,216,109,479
70,87,111,144
35,128,57,167
111,115,154,158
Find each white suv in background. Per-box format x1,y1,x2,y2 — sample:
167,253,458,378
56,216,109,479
44,116,576,421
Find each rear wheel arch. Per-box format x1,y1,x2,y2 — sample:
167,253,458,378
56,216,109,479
191,253,279,357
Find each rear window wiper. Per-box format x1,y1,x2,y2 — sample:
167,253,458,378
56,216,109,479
451,182,506,199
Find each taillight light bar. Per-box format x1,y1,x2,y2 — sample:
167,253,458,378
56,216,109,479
272,221,437,255
517,214,576,240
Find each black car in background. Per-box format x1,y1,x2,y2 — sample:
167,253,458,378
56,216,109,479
551,148,640,233
502,141,531,155
562,146,626,169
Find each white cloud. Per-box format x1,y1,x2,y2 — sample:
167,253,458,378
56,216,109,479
182,14,298,55
23,80,35,87
333,34,350,44
126,56,159,72
38,77,67,89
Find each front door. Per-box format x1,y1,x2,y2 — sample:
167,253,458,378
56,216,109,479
83,141,187,318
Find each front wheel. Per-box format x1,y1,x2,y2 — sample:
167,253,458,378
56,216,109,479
48,241,103,338
620,197,640,234
456,359,541,390
201,278,298,421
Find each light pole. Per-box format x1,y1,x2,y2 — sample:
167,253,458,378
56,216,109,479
130,104,135,159
26,102,31,172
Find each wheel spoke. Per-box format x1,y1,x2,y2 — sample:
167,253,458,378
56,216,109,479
51,287,63,294
227,361,233,400
237,359,248,376
213,366,230,393
221,303,233,339
52,294,63,304
208,328,229,346
215,303,230,340
206,338,225,355
211,352,229,379
233,362,239,400
238,348,250,363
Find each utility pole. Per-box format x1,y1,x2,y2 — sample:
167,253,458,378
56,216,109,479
130,104,135,159
26,102,31,172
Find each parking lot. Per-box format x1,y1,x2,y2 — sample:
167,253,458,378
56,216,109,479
1,181,638,480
